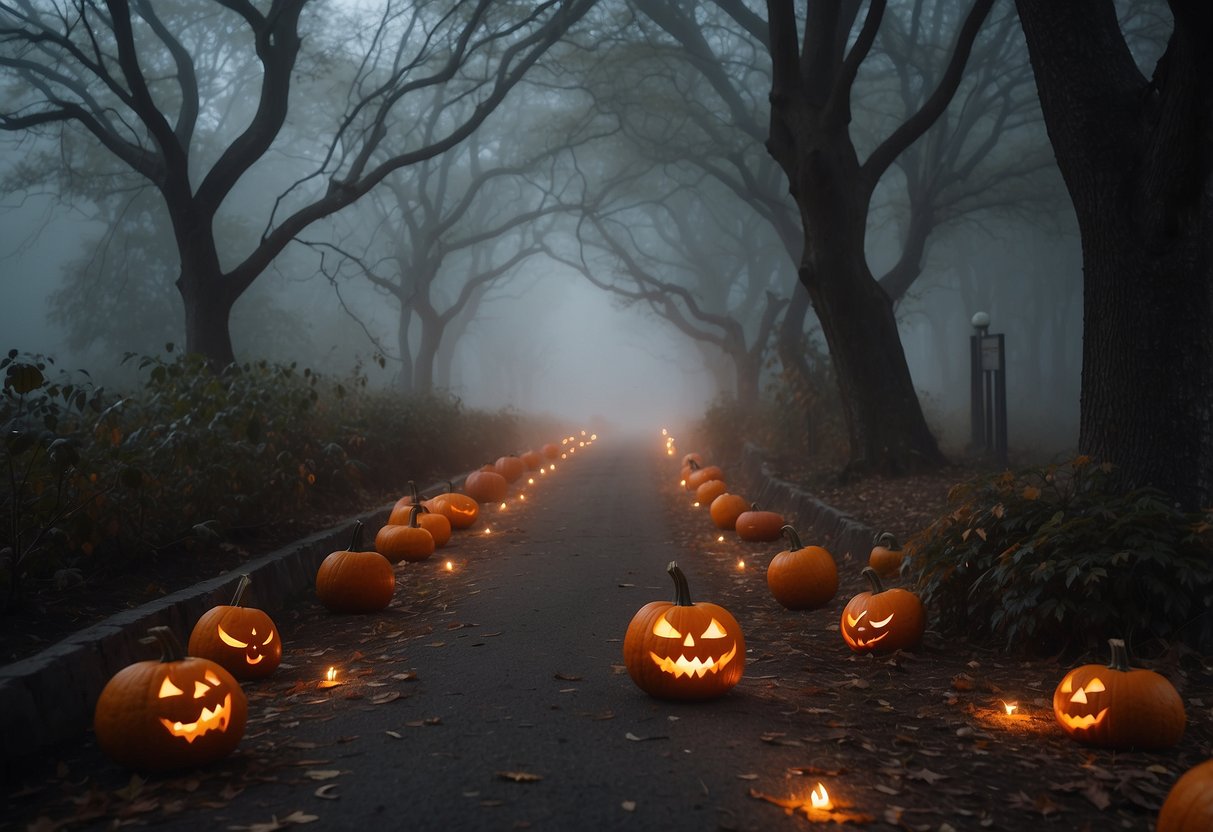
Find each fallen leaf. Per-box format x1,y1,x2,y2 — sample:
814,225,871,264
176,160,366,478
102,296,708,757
621,800,636,812
625,732,667,742
497,771,542,783
314,784,339,800
303,771,341,781
554,672,583,681
371,691,402,705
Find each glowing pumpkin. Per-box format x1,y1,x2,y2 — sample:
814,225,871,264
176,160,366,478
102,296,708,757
1157,758,1213,832
94,626,248,772
840,567,925,654
427,481,480,529
188,574,281,680
623,561,744,700
464,470,509,503
709,492,749,530
1052,638,1185,749
315,522,395,613
868,531,904,577
767,526,838,610
735,504,785,542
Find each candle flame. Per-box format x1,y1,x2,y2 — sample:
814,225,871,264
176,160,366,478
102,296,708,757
662,428,668,436
1002,700,1018,715
326,667,337,683
591,434,597,440
680,479,686,487
519,494,526,501
737,559,745,570
499,501,507,510
445,560,453,571
692,501,700,508
484,527,492,534
527,478,534,485
810,783,830,810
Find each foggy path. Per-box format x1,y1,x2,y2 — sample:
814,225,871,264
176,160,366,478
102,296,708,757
103,435,802,832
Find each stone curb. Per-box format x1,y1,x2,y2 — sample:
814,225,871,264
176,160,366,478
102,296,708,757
734,443,876,564
0,478,460,771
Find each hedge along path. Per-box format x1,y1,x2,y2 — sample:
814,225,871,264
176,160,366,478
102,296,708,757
9,438,1211,830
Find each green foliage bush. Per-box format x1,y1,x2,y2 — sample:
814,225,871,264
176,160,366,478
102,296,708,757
905,456,1213,655
0,348,518,609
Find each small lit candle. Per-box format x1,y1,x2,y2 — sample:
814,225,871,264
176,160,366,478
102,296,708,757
680,479,687,487
445,560,454,572
810,783,831,811
499,501,507,510
662,428,668,436
1002,700,1018,716
318,667,342,689
591,434,597,440
692,501,700,508
519,494,526,501
736,559,745,571
717,535,725,542
484,527,492,535
527,478,534,485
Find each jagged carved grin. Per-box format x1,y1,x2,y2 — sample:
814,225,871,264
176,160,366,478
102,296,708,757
160,693,233,742
650,643,738,678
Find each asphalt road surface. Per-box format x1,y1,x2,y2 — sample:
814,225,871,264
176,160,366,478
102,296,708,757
16,437,832,831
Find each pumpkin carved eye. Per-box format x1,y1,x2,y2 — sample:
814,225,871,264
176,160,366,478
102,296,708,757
869,613,895,628
701,619,728,638
159,678,184,698
653,616,681,639
218,624,248,649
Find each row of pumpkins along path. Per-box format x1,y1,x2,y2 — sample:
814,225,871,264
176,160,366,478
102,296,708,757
90,431,599,776
639,433,1209,829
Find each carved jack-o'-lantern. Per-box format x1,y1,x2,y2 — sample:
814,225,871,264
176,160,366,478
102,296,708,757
840,567,925,654
188,574,282,680
1053,638,1185,749
623,561,744,700
94,626,248,772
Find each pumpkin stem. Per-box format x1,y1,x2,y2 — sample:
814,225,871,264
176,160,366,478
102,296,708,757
408,480,420,504
229,574,252,607
1106,638,1132,672
687,459,701,471
781,525,803,550
347,521,364,552
860,566,886,594
873,531,899,549
141,625,188,663
667,561,694,606
409,504,426,527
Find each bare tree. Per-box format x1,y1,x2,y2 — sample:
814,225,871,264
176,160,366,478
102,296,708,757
1013,0,1212,510
0,0,594,366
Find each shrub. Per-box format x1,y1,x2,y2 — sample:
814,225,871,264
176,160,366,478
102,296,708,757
905,455,1213,655
0,348,519,610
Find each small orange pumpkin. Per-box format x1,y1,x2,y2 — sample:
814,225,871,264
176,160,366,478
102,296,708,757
695,478,727,506
1053,638,1185,749
520,450,543,470
94,626,248,772
1157,758,1213,832
868,531,904,577
767,526,838,610
541,443,560,460
375,506,435,563
709,492,749,530
685,462,724,491
188,574,282,680
427,481,480,529
623,561,744,701
464,469,509,503
735,503,785,541
494,454,525,483
840,567,925,654
315,522,395,613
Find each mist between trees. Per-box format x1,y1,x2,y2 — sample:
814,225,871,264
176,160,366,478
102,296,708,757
1,0,1208,509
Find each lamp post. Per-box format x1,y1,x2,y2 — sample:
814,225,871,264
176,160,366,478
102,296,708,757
969,311,1007,466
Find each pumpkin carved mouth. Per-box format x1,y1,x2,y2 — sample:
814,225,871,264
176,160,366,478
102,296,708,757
650,643,738,678
160,693,233,742
1057,708,1108,731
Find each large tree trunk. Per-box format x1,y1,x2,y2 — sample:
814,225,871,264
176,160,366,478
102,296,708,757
175,235,237,368
1015,0,1213,510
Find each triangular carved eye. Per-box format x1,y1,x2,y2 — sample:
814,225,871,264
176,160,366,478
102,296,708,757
653,615,682,639
193,680,210,698
158,678,184,698
700,619,728,638
204,670,221,686
1085,678,1105,693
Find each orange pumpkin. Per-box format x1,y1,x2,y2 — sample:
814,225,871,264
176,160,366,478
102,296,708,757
735,504,785,541
520,450,543,470
494,454,525,483
541,443,560,460
464,470,509,503
840,567,925,654
1157,758,1213,832
315,522,395,613
766,526,838,610
681,452,704,468
426,481,480,529
685,462,724,491
188,574,282,680
623,561,744,700
868,531,904,577
375,506,435,563
94,626,248,772
1053,638,1185,749
695,478,727,506
709,492,749,530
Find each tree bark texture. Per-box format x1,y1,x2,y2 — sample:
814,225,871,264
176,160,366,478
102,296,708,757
1015,0,1213,510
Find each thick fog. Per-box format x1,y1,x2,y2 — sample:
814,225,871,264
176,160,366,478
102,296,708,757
0,0,1138,461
